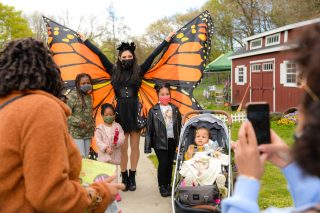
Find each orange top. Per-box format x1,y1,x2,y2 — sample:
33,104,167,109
0,90,111,213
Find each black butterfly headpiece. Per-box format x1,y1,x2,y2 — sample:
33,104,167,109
117,42,136,53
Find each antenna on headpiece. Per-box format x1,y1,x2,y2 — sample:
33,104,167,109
117,42,136,53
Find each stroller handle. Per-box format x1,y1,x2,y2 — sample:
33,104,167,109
183,110,232,126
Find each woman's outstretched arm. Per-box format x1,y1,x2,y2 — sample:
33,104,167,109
80,34,114,74
140,32,175,74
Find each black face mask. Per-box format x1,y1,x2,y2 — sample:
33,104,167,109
121,59,134,70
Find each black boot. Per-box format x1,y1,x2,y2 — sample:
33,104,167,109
166,184,172,196
121,171,129,192
128,170,136,191
159,185,170,197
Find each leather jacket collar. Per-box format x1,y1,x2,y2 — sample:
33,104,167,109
152,103,178,125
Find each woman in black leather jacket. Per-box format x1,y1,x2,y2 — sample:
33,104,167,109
144,83,181,197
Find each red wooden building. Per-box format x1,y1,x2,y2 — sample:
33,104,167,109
229,18,320,112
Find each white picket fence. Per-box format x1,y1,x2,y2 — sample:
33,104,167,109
212,112,247,124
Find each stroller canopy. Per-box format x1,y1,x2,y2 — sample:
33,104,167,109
180,114,229,153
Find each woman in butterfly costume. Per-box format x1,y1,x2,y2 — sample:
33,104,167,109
80,32,175,191
44,9,214,192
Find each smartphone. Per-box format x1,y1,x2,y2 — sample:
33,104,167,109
246,102,271,145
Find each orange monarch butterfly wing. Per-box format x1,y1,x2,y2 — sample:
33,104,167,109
43,16,115,112
139,10,214,117
44,17,115,154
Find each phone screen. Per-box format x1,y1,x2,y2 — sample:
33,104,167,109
247,103,271,145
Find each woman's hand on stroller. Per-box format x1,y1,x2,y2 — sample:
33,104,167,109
258,130,292,168
234,121,268,180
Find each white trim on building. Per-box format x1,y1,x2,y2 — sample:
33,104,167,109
250,38,262,50
235,65,247,85
251,63,261,72
265,33,281,47
249,58,275,64
273,58,276,112
280,60,298,87
284,30,288,42
262,62,274,72
230,62,233,104
243,18,320,42
229,44,296,60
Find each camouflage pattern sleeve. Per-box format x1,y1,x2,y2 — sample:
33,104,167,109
66,91,81,127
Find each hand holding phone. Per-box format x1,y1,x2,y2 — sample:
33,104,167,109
246,102,271,145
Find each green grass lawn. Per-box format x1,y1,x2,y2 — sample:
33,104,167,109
259,123,295,208
148,121,296,209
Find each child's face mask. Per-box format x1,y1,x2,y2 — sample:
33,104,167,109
103,115,115,124
159,95,170,105
79,76,92,93
80,84,92,93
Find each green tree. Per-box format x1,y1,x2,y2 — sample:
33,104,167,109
0,3,33,48
143,17,175,47
271,0,320,27
97,3,131,63
131,36,158,63
203,0,320,52
203,0,274,49
139,9,207,62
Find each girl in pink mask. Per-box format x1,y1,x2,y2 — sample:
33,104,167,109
145,83,182,197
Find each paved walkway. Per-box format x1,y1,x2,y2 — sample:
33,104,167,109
118,137,173,213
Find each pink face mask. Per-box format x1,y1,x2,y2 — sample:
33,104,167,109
159,95,171,105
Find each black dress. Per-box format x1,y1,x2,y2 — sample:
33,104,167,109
84,40,169,133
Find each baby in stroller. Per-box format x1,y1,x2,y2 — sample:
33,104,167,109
184,127,219,160
180,127,229,198
173,112,233,213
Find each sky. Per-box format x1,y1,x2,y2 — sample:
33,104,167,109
2,0,208,36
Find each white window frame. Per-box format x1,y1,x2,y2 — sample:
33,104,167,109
265,33,281,46
262,62,273,72
280,60,298,87
284,30,288,43
251,63,261,72
250,38,262,50
235,65,247,85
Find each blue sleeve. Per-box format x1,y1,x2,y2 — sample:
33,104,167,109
140,40,169,75
282,162,320,207
222,176,260,213
222,164,320,213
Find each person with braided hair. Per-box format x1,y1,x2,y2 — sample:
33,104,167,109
80,32,176,191
222,23,320,213
0,38,124,212
67,73,95,157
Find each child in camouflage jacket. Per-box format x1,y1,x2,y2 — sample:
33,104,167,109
67,73,95,157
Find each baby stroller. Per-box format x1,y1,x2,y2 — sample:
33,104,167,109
172,110,233,213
